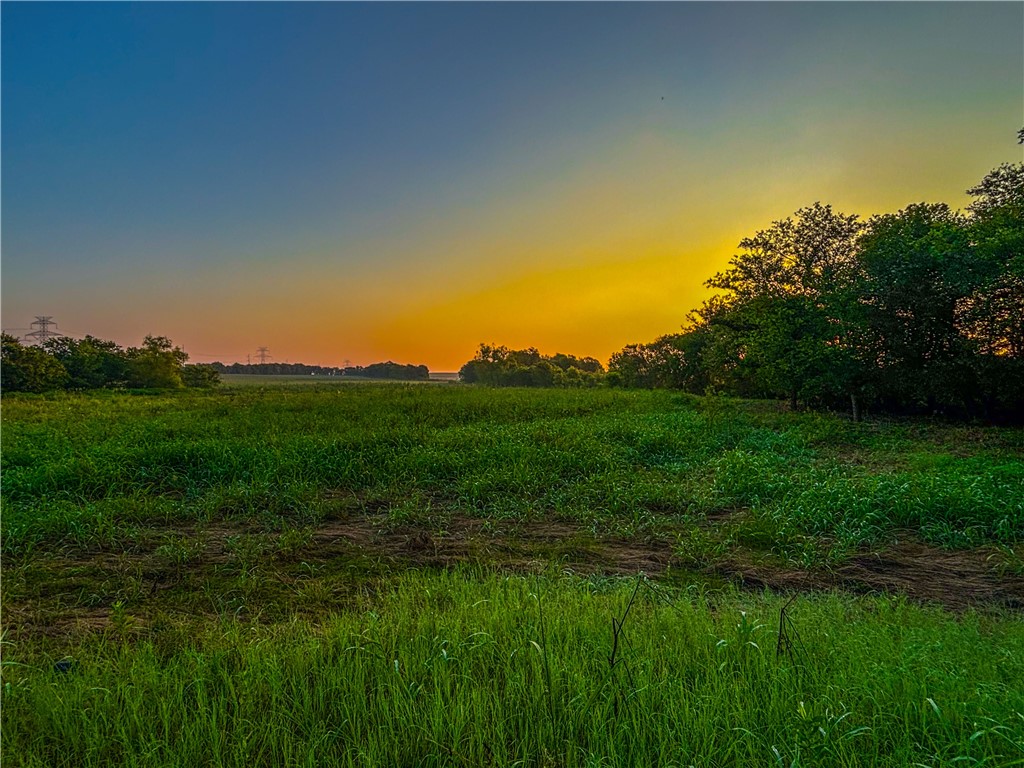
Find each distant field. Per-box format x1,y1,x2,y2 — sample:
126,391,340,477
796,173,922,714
2,384,1022,766
220,373,456,386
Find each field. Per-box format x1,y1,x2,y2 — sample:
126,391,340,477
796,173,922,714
2,384,1023,766
218,374,456,386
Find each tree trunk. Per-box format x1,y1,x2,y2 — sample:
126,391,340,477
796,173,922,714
790,387,798,411
850,392,861,423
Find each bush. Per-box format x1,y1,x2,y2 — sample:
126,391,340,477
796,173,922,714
1,335,68,393
182,364,222,388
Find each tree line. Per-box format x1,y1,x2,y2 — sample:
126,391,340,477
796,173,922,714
607,157,1023,421
1,334,220,392
0,336,435,393
459,345,605,387
210,361,430,380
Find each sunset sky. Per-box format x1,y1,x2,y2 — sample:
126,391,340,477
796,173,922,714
3,3,1022,370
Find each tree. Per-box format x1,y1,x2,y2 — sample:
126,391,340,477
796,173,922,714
706,203,862,303
607,329,713,391
1,334,68,393
857,203,981,413
958,160,1024,418
961,162,1024,359
701,204,863,410
603,151,1024,421
548,353,604,374
181,364,222,388
43,335,129,389
459,344,605,387
125,336,188,389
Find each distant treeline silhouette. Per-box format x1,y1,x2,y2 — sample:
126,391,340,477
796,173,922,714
0,337,434,392
1,334,220,392
211,361,430,380
459,148,1023,422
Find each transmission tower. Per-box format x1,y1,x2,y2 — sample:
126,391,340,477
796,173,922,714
255,346,271,364
24,316,63,345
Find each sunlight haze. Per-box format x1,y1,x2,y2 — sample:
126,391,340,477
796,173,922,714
3,3,1021,369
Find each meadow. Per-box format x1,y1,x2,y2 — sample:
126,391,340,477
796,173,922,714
2,383,1023,766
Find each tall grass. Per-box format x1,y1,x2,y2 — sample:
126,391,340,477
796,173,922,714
4,387,1022,766
2,386,1021,555
3,571,1022,767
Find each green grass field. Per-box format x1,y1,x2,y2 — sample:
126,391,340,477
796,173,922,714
2,384,1023,766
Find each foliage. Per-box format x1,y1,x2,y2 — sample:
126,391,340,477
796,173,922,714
610,157,1024,422
181,363,222,388
2,333,232,393
214,361,347,376
2,386,1020,557
124,336,189,389
3,571,1023,767
351,361,430,380
1,334,69,393
211,360,431,380
607,329,712,390
460,344,604,387
42,335,130,389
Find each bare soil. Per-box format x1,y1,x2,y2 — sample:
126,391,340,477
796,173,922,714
310,514,675,576
316,514,1024,611
712,539,1024,611
5,515,1021,639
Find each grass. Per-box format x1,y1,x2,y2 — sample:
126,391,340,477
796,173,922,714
2,386,1021,558
2,384,1023,765
4,571,1024,767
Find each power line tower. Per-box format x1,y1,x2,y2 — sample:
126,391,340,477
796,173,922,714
255,346,271,364
24,316,63,345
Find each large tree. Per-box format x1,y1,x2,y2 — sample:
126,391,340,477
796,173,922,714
856,203,981,413
43,335,129,389
700,203,863,410
961,162,1024,358
125,336,189,389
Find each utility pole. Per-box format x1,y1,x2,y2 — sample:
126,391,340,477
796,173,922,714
255,346,271,364
24,316,62,345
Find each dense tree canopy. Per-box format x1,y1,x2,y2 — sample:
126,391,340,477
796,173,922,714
1,334,69,393
459,345,604,387
609,157,1024,421
2,334,219,393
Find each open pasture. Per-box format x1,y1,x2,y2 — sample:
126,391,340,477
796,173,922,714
2,384,1023,766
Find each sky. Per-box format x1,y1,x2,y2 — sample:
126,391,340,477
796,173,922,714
2,3,1022,370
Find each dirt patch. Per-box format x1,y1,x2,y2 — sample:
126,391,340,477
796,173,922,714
6,516,1020,639
311,514,675,575
837,541,1024,610
714,538,1024,611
